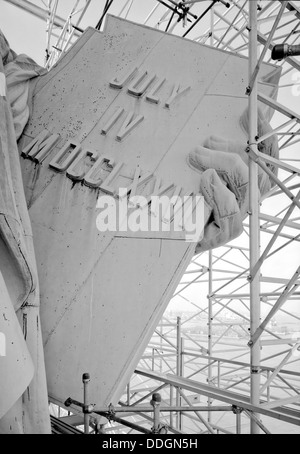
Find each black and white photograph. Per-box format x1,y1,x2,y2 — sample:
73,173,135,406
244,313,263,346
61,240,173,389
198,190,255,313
0,0,299,437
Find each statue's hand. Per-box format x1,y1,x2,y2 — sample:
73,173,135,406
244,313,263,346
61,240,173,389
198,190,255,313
189,144,250,217
188,139,266,252
188,129,276,253
189,144,247,252
204,135,272,196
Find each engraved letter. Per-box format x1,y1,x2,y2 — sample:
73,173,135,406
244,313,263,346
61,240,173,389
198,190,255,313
49,141,82,172
22,130,60,163
165,84,191,108
128,71,156,97
66,149,98,181
110,67,138,89
102,107,125,135
118,170,155,202
139,177,175,210
100,162,124,195
84,155,115,189
116,111,144,142
146,78,166,104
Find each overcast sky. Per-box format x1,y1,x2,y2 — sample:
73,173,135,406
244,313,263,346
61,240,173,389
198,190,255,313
0,0,174,65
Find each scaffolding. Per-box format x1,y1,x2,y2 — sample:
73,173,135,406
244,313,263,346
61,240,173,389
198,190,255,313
3,0,300,434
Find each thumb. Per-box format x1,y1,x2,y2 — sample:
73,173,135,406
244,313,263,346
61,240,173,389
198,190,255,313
196,169,244,252
188,146,250,215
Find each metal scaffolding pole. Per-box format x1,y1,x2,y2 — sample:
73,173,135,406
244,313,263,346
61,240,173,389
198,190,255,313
248,0,261,435
3,0,82,38
208,250,213,423
176,316,182,430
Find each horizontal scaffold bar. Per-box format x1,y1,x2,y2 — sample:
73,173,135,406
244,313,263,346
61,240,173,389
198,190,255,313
135,369,300,426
